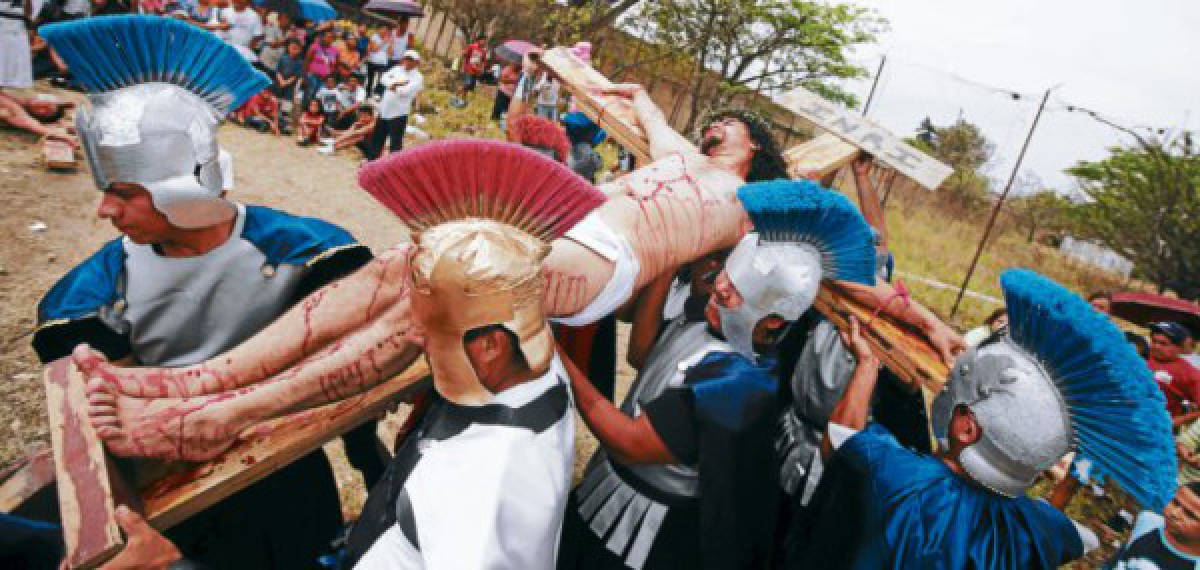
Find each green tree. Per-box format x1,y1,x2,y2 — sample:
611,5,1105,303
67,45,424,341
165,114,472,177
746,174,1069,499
1067,140,1200,298
910,118,996,213
633,0,882,132
423,0,639,51
1006,190,1073,243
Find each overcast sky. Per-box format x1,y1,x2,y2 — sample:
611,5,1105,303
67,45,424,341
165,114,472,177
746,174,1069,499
834,0,1199,193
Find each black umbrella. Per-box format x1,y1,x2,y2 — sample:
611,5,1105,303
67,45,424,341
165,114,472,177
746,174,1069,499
362,0,424,17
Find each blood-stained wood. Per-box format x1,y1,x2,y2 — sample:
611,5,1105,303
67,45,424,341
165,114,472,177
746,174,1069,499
44,357,123,569
0,448,55,513
141,362,430,530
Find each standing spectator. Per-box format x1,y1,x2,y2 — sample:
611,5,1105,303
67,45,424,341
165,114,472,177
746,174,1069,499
1106,483,1200,568
533,72,560,119
385,17,413,67
302,28,338,108
0,0,32,90
331,74,365,130
963,307,1008,347
295,98,324,145
1089,291,1113,314
257,12,290,72
1127,331,1150,359
366,49,422,159
364,25,391,96
561,111,605,183
221,0,262,51
492,61,520,121
273,37,304,129
1148,321,1200,418
452,34,488,106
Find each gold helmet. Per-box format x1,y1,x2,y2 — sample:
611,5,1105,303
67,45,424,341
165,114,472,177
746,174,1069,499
359,140,606,404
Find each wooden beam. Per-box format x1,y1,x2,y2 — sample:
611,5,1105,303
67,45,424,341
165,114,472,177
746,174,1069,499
783,133,860,180
44,357,123,569
43,138,78,171
141,362,430,530
538,47,651,164
774,87,953,191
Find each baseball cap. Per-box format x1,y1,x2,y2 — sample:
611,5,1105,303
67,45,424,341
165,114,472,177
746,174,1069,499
1149,321,1191,345
403,49,421,62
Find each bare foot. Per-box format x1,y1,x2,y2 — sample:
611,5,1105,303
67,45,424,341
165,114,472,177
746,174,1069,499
86,379,248,461
72,344,240,398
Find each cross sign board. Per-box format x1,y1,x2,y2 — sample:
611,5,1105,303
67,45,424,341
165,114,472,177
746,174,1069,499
775,87,953,190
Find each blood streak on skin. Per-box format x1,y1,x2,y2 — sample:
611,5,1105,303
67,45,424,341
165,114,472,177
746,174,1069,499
300,288,329,353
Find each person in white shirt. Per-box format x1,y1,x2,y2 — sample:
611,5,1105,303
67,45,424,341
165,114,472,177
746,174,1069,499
386,17,412,66
364,26,392,95
331,74,367,130
220,0,262,50
533,72,560,119
366,49,422,159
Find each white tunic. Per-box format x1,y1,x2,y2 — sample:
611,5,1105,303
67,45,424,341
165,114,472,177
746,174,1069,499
355,357,575,569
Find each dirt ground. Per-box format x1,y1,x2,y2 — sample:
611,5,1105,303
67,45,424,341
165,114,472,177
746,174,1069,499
0,83,630,519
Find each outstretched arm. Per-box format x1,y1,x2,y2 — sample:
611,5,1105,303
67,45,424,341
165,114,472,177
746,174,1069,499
598,84,697,161
838,280,965,365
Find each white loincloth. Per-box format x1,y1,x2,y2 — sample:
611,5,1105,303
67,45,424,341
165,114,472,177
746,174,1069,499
552,212,640,327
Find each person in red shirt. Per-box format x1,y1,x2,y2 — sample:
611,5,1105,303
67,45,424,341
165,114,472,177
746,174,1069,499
452,35,488,107
232,90,281,135
1148,321,1200,418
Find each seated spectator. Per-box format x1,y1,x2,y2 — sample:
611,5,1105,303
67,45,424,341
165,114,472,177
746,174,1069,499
295,98,324,145
29,33,70,82
963,307,1008,347
273,38,304,100
334,32,362,80
1106,483,1200,568
331,75,365,130
0,92,76,147
232,90,281,135
257,12,290,72
1149,322,1200,418
330,105,375,154
314,74,341,127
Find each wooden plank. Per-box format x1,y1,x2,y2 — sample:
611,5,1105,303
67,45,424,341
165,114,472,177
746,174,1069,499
43,138,78,170
775,87,953,190
141,362,431,530
783,133,860,180
538,47,652,164
0,448,55,513
44,357,123,569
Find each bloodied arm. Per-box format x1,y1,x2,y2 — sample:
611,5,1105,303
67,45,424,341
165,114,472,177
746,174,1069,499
600,84,698,161
838,280,966,366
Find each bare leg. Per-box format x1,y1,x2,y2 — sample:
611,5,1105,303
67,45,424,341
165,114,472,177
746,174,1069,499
77,245,414,398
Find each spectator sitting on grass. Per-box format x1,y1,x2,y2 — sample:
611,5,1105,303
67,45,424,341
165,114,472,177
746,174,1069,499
1106,483,1200,568
0,92,76,147
331,75,366,130
330,105,376,155
296,98,324,145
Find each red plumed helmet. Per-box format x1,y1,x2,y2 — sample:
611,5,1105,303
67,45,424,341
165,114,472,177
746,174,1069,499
509,115,571,165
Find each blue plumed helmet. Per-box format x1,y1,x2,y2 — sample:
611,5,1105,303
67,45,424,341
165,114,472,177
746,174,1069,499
715,180,876,356
1002,269,1175,509
934,269,1175,509
40,16,269,228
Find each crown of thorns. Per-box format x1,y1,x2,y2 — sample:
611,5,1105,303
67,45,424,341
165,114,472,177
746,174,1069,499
693,107,776,140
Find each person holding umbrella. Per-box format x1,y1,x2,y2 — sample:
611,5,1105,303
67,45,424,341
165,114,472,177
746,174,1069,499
493,55,522,122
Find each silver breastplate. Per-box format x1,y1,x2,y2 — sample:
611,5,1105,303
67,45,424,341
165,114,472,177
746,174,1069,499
121,205,310,366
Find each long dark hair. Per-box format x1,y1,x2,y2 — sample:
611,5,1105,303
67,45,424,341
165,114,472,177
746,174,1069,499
702,108,789,182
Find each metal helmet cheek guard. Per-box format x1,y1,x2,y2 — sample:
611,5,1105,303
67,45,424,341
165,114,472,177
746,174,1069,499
410,221,554,405
722,180,878,357
40,15,270,228
931,338,1071,497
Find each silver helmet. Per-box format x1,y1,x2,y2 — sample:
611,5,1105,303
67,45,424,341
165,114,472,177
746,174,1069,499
931,336,1072,497
79,84,231,228
41,15,269,229
721,181,878,357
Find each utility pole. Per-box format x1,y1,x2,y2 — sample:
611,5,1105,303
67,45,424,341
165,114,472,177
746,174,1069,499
862,54,886,116
950,86,1056,319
